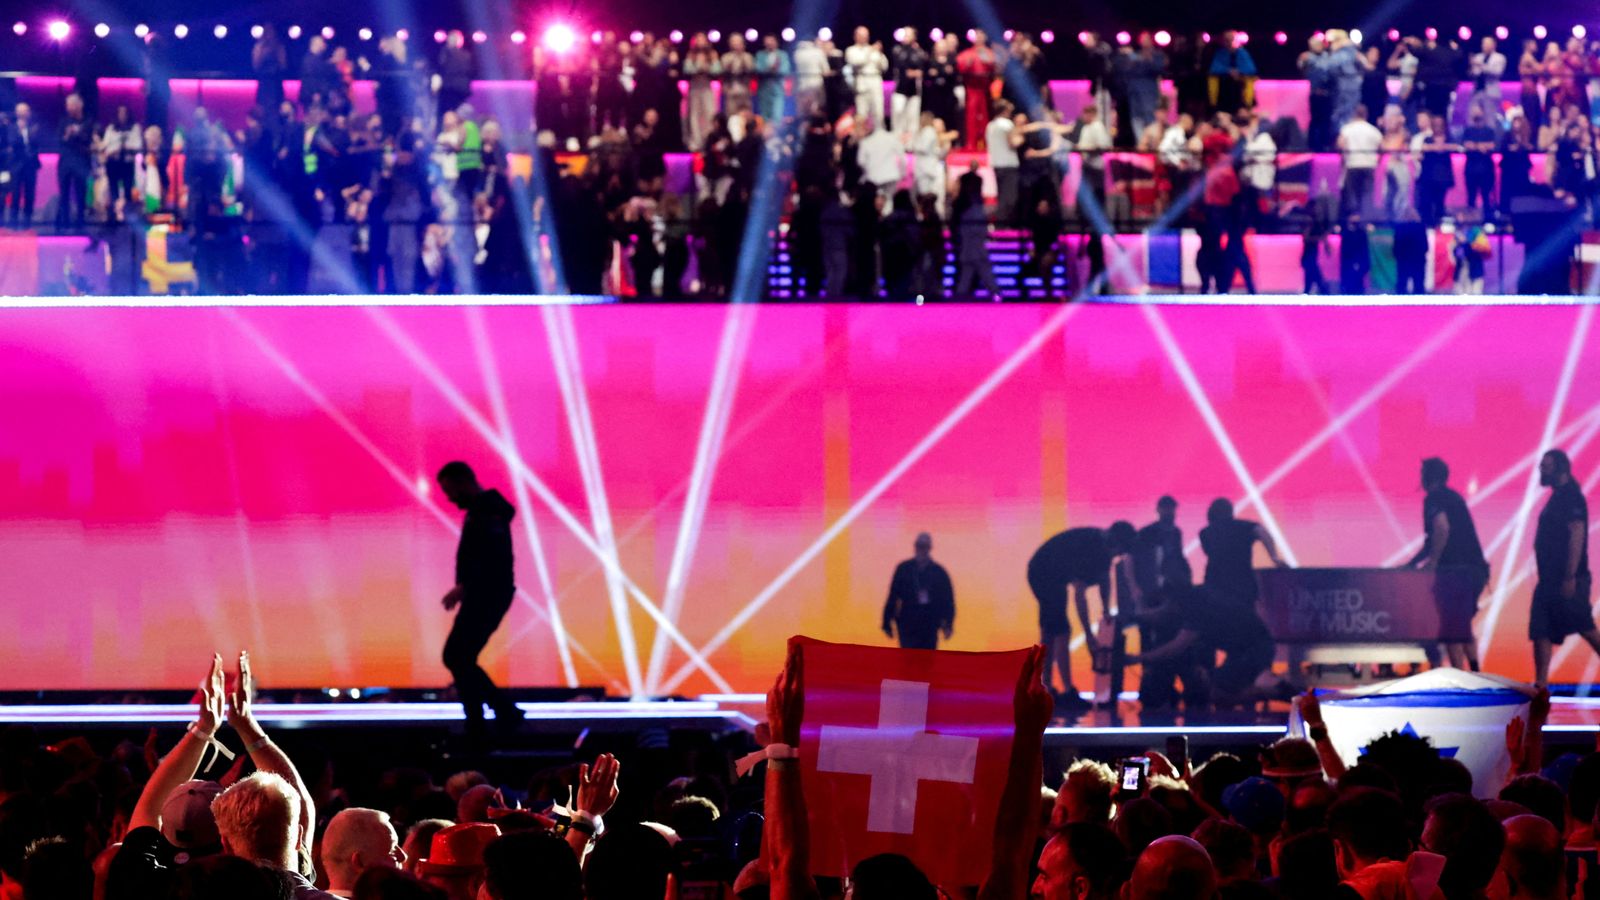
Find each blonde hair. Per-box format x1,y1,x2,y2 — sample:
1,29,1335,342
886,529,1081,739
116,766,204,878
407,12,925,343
211,772,299,866
1060,759,1118,823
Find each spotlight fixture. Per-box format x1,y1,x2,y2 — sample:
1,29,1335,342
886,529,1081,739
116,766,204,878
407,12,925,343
94,22,109,38
213,24,227,39
543,22,576,53
46,19,70,41
287,24,301,39
173,23,188,38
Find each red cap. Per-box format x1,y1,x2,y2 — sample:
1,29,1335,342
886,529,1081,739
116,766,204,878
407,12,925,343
416,822,501,875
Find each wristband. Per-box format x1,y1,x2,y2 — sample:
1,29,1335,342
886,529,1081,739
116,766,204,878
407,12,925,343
735,743,799,777
1308,725,1329,743
187,722,237,761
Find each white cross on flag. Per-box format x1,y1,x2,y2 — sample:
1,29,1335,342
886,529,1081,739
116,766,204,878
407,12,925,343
795,636,1030,886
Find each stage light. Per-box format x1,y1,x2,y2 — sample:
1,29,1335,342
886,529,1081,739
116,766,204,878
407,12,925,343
471,30,486,43
817,26,832,41
927,27,942,41
1458,26,1471,40
94,22,109,38
1274,31,1288,44
287,25,301,39
46,20,70,41
669,29,684,42
630,30,643,43
590,29,601,43
1425,26,1437,40
708,29,722,42
1387,28,1400,40
510,30,526,44
1154,30,1171,46
1577,24,1589,38
1201,31,1211,43
1534,25,1547,39
543,22,576,53
966,28,977,41
1003,29,1014,41
349,688,362,699
250,24,263,38
1077,30,1091,45
745,28,758,41
321,26,334,39
134,23,148,37
328,688,342,698
214,24,227,39
174,23,188,38
1040,30,1054,44
432,29,446,43
1350,29,1363,43
11,22,24,36
358,27,372,40
781,27,795,41
1236,31,1249,45
1496,25,1509,40
395,28,408,41
1115,30,1131,45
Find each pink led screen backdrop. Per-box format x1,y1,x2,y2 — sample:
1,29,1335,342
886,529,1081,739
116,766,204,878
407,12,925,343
1,302,1597,692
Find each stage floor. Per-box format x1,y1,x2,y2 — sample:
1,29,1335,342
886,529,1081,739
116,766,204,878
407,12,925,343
7,693,1600,753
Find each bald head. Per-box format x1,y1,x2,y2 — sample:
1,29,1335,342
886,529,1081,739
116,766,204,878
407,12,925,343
1127,836,1217,900
322,808,403,891
1502,815,1564,900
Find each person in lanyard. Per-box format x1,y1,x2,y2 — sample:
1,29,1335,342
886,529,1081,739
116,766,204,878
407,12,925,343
881,533,956,650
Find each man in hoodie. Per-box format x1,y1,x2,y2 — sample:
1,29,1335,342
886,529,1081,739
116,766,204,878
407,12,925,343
436,461,524,733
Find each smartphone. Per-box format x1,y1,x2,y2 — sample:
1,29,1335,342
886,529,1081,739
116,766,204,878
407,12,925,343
1117,756,1149,799
1166,735,1189,775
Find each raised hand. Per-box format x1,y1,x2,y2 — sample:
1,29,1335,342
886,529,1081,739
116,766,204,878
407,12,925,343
442,585,464,611
768,641,805,748
576,752,621,817
1506,715,1526,770
226,650,257,732
198,654,226,736
1296,689,1323,728
1014,644,1054,737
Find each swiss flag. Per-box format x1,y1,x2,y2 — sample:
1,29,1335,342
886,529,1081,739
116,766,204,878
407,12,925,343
794,636,1031,887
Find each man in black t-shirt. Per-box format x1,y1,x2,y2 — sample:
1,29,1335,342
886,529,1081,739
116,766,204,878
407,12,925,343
1532,449,1599,687
1135,495,1193,597
1027,522,1137,712
1406,457,1489,671
881,532,956,650
1199,498,1288,606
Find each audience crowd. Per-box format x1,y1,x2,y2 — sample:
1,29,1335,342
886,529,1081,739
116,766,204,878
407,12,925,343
2,23,1599,295
0,645,1588,900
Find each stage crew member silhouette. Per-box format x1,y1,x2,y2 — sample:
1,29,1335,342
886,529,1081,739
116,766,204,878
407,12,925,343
1532,449,1599,687
1405,457,1488,672
881,532,956,650
1027,522,1137,714
436,461,525,736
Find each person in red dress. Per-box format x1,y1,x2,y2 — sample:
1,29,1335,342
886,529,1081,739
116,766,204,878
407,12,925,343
957,31,998,149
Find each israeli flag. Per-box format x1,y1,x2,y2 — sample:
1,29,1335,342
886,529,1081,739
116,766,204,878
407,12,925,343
1293,669,1535,798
